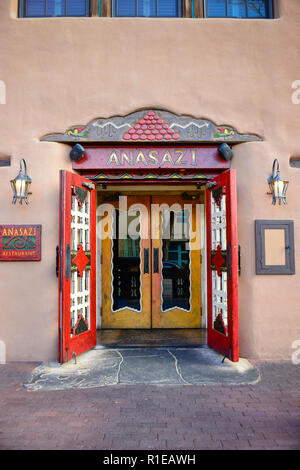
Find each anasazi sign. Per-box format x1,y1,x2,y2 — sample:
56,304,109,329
106,147,199,167
73,146,229,171
0,225,41,261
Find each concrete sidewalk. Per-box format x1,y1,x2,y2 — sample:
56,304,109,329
24,348,260,391
0,358,299,450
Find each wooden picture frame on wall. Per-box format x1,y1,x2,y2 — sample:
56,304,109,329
255,220,295,275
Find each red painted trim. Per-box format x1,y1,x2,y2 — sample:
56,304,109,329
228,170,239,362
206,170,239,362
78,172,221,185
59,171,96,363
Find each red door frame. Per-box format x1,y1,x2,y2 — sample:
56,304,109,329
59,170,97,363
206,169,239,362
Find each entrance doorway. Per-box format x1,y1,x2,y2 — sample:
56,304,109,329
59,169,239,363
100,194,202,329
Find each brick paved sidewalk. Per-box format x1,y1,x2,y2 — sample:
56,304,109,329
0,360,299,450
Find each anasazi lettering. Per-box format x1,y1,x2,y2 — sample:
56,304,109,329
1,227,36,237
106,149,197,167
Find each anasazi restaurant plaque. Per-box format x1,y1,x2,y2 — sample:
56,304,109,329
0,225,41,261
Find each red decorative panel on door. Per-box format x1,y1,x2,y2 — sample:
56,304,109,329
206,170,239,362
59,171,96,363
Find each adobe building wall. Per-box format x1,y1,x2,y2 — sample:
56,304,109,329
0,0,299,360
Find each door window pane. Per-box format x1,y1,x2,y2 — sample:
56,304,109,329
70,188,91,335
161,210,191,312
26,0,45,16
67,0,88,16
206,0,271,18
113,0,182,17
158,0,178,17
137,0,156,17
117,0,136,16
48,0,65,16
112,210,141,312
210,186,228,336
207,0,226,17
21,0,89,17
248,0,267,17
228,0,246,17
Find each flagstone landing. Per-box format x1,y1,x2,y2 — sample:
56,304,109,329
24,348,260,391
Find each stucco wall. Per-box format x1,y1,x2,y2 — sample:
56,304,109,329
0,0,299,360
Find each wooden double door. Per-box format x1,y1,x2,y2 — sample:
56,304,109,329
101,195,202,329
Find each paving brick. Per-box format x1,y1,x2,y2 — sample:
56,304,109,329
0,360,299,450
221,439,252,449
193,438,223,448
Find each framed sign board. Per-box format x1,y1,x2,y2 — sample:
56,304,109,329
0,225,41,261
255,220,295,275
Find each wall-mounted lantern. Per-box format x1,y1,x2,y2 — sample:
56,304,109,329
70,143,85,162
10,159,32,205
267,159,288,206
218,143,233,161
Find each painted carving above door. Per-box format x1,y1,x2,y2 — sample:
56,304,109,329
41,109,262,144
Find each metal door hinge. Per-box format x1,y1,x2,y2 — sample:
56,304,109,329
82,181,95,190
206,181,217,189
227,242,232,280
72,352,77,364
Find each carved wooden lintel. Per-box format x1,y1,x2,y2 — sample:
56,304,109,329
41,109,263,144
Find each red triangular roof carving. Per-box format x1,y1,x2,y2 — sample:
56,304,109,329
123,110,180,141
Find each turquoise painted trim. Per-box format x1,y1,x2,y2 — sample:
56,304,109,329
99,0,101,16
192,0,194,18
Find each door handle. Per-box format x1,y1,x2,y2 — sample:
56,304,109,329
56,245,60,278
227,242,231,280
153,248,159,274
65,243,71,281
144,248,149,274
